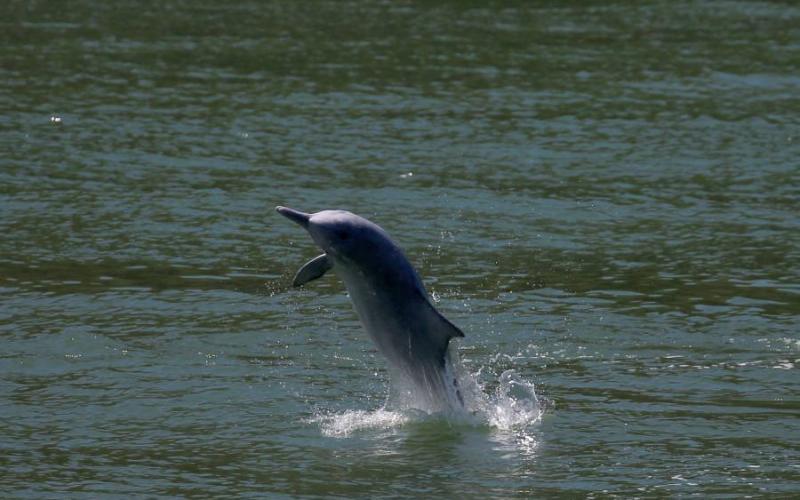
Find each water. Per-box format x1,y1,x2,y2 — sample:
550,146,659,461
2,0,799,496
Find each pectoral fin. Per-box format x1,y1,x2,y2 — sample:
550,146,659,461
292,254,333,287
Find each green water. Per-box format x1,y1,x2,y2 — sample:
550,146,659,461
2,0,799,497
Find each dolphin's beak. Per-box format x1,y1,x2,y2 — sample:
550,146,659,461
276,206,311,229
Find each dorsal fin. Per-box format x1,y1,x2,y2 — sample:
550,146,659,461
421,297,465,352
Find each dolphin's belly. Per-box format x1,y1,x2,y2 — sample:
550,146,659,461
341,275,440,369
333,261,462,411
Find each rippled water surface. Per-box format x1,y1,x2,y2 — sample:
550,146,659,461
2,0,799,497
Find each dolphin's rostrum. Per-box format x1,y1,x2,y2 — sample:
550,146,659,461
277,206,465,412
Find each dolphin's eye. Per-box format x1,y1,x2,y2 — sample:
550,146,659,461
336,230,350,241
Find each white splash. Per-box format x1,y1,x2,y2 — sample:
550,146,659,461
310,347,546,443
452,350,546,432
479,370,545,430
313,408,412,438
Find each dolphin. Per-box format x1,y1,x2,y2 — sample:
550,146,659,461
276,206,465,412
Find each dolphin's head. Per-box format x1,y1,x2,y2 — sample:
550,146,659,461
276,206,391,263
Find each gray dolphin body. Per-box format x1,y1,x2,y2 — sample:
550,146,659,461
277,206,464,411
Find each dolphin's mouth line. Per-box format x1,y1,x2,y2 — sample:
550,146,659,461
276,206,339,257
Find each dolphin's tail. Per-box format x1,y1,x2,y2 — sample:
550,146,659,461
417,362,464,413
447,367,465,408
413,351,467,412
442,349,465,409
388,356,465,413
452,370,465,407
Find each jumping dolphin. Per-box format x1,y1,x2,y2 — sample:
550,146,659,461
276,206,465,412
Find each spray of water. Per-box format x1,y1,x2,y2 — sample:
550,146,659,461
310,344,546,442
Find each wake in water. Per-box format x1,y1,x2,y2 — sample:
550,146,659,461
311,345,547,439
